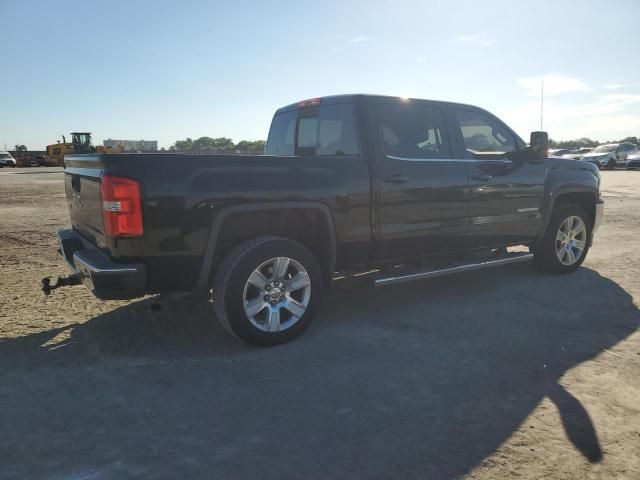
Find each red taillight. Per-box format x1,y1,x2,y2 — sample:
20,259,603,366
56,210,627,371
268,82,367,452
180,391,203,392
100,175,143,237
297,97,322,108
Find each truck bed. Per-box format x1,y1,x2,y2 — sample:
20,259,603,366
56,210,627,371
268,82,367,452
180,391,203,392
63,152,371,293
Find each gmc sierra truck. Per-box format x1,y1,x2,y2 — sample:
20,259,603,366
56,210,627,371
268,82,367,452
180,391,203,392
45,94,604,346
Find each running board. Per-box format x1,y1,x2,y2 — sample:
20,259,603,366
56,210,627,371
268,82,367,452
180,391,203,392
374,253,533,287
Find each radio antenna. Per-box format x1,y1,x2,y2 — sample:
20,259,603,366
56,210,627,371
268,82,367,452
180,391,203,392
540,80,544,131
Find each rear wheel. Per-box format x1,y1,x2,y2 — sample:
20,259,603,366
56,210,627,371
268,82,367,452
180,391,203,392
212,236,323,346
533,204,591,273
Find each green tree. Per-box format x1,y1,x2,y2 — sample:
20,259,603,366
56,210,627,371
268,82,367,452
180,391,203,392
14,144,27,152
549,138,598,148
191,137,235,151
172,137,193,151
236,140,266,152
170,137,266,152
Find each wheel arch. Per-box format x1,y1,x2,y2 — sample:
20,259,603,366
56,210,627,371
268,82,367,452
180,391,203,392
196,202,337,291
537,187,598,247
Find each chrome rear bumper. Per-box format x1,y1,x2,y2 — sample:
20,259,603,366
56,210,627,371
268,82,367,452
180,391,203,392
57,229,146,299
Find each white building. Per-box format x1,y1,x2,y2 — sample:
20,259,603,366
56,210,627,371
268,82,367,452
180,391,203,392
103,139,158,151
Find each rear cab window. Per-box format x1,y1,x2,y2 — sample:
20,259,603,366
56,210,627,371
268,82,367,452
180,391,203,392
266,101,359,156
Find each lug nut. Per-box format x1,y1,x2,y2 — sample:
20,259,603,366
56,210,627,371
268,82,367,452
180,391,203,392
264,295,270,301
265,285,271,291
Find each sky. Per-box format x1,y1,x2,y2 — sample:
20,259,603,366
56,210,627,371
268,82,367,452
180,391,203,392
1,0,639,150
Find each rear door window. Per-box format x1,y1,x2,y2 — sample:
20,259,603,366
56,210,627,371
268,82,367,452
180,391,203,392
375,101,452,159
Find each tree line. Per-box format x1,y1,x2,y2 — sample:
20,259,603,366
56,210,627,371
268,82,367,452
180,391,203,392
168,135,639,153
169,137,266,153
549,136,638,149
10,135,638,154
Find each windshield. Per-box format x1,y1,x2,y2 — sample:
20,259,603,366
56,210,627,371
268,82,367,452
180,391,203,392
0,154,12,159
592,145,616,153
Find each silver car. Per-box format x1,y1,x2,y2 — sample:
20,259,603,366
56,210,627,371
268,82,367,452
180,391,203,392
0,152,17,168
625,152,640,169
581,143,639,169
562,147,594,160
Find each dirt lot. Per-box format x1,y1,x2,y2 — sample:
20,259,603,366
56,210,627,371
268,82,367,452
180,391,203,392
1,168,639,479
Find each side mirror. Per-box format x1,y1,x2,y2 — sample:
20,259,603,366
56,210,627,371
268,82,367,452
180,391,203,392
529,131,548,162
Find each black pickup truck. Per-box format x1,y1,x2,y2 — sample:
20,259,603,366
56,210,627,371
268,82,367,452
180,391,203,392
47,94,604,345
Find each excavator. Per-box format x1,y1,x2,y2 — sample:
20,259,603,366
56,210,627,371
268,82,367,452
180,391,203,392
45,132,123,166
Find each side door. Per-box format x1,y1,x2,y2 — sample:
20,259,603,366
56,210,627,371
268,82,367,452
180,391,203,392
371,99,469,262
449,106,546,247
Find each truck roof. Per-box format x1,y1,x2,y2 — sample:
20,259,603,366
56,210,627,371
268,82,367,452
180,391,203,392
275,93,485,114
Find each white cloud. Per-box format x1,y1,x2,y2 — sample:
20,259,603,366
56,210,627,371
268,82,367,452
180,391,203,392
351,36,370,43
518,74,591,97
585,93,640,116
550,114,640,141
454,34,495,48
604,83,640,90
501,93,640,141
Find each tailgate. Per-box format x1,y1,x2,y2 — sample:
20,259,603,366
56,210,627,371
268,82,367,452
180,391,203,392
64,155,108,247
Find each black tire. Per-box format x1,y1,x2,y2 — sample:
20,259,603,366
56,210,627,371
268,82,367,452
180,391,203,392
606,158,615,170
212,236,323,346
533,204,592,274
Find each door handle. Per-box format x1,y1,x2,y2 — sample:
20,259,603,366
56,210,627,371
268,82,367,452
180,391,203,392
471,173,492,181
383,174,409,184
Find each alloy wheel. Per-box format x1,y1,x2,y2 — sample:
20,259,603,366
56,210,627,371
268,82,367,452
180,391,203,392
242,257,311,332
555,216,587,266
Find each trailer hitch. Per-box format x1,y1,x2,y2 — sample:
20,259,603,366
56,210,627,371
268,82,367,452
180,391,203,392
41,273,83,295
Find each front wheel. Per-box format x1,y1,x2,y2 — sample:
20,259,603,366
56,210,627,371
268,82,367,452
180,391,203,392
606,158,616,170
533,204,591,274
212,236,323,346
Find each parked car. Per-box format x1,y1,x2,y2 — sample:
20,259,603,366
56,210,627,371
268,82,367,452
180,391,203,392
30,156,44,167
0,151,17,167
582,143,639,169
44,94,604,346
625,152,640,169
549,148,575,157
562,147,594,160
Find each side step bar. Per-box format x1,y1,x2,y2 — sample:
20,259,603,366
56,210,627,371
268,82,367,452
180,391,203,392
374,253,533,287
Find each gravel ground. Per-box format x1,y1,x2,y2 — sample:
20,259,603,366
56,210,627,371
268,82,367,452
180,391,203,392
0,168,639,479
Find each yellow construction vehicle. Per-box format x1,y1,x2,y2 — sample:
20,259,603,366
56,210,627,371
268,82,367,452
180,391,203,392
45,132,123,166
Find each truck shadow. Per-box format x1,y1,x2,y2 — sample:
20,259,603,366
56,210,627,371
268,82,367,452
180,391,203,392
1,264,638,478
